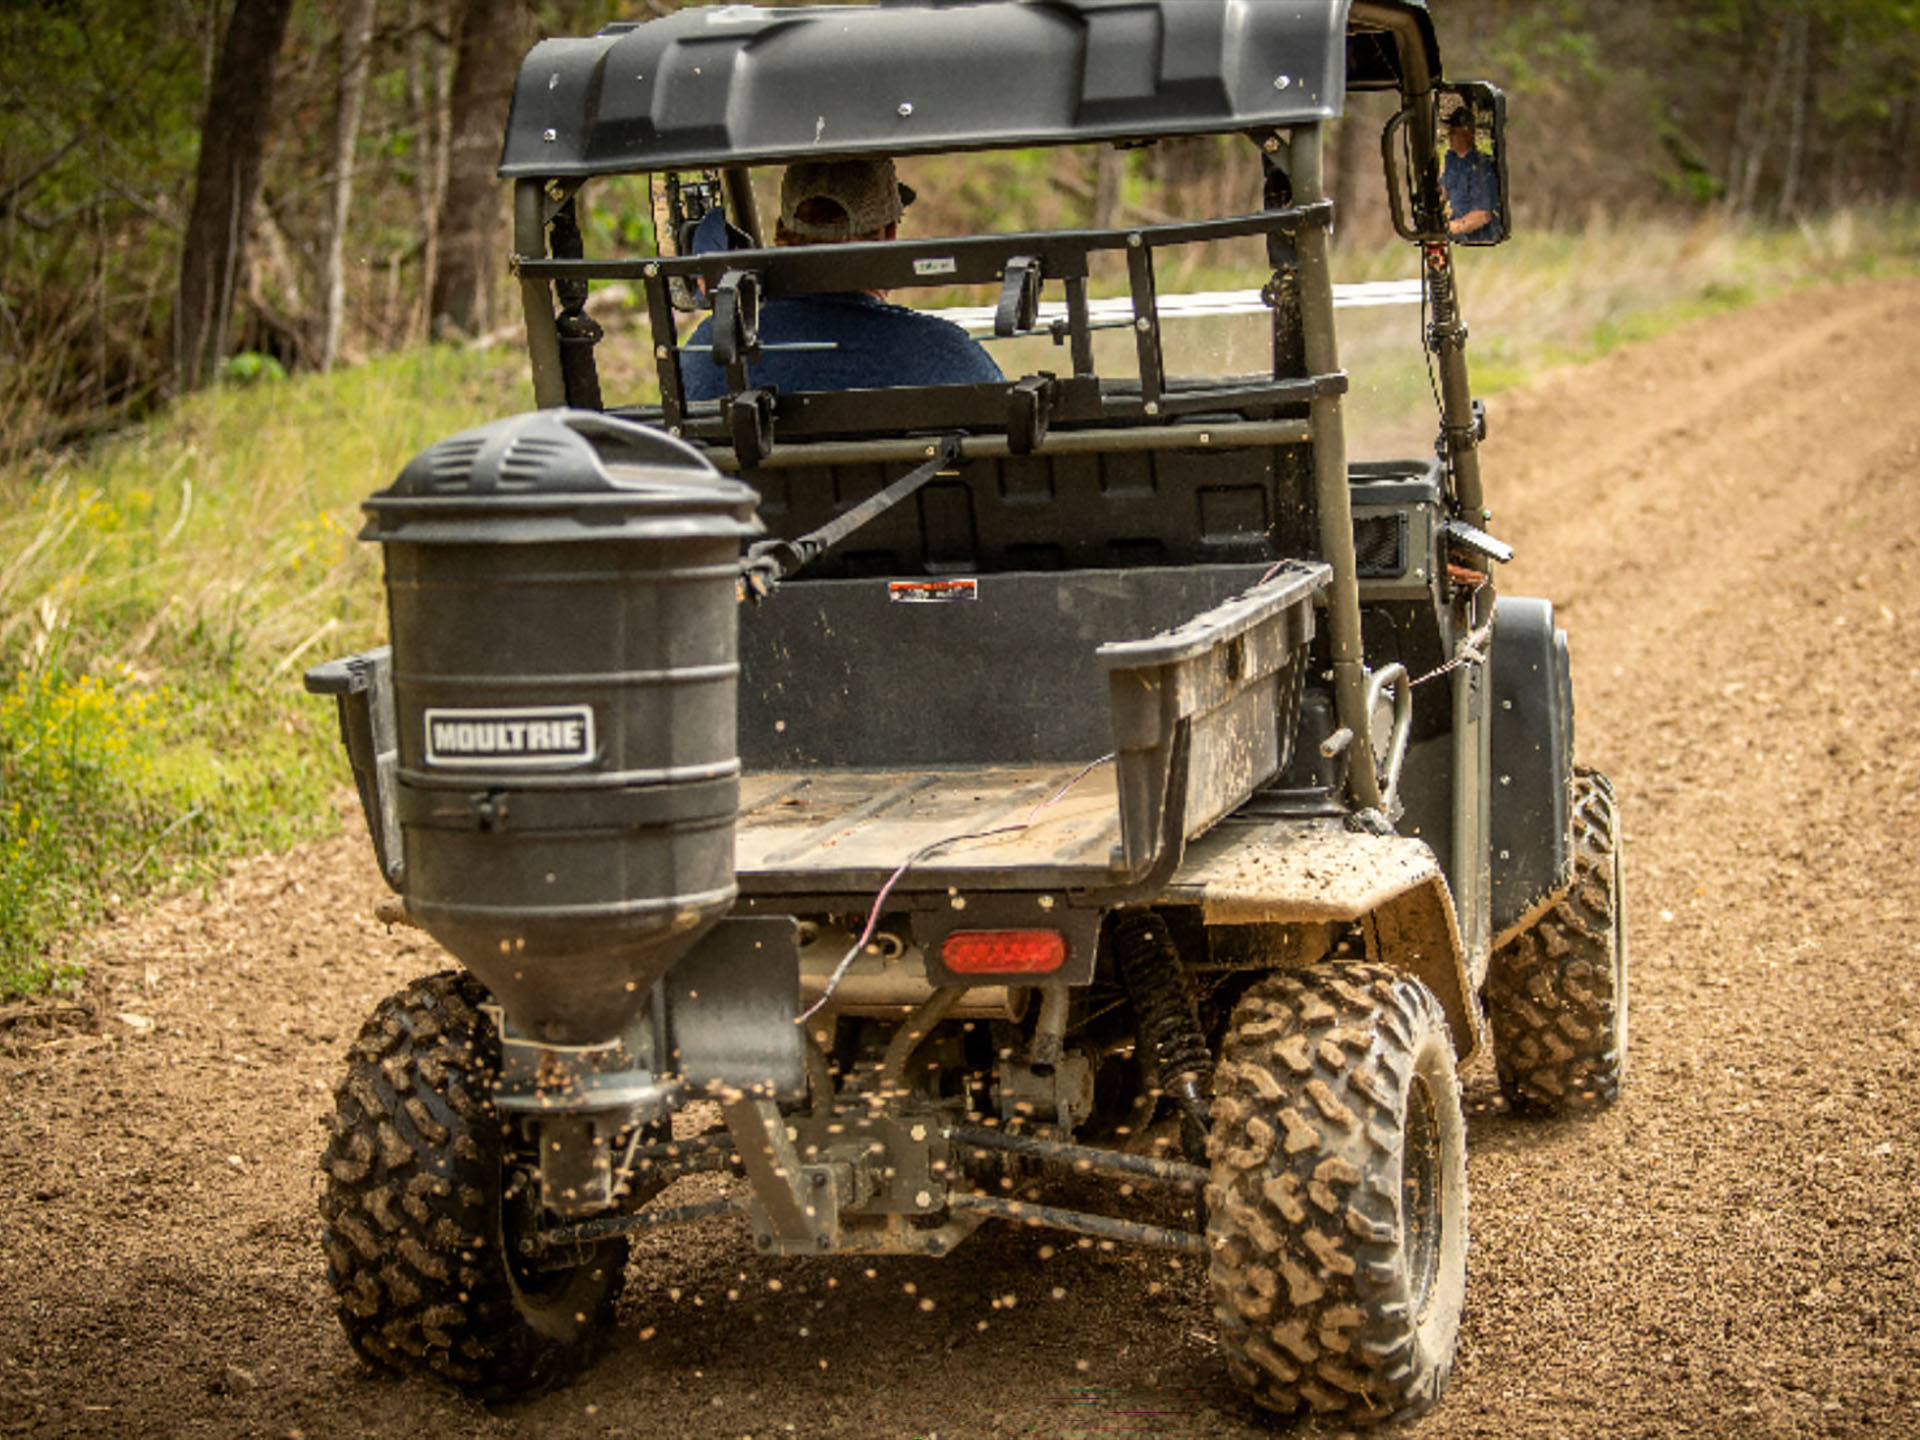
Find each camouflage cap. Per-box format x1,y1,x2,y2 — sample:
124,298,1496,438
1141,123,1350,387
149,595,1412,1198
779,157,915,240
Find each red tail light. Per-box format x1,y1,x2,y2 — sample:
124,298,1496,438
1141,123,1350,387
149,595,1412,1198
941,929,1068,974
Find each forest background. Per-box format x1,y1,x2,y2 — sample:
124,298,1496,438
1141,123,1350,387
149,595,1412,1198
0,0,1917,999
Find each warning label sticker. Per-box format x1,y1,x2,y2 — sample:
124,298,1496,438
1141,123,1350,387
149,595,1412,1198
424,706,596,768
888,578,979,604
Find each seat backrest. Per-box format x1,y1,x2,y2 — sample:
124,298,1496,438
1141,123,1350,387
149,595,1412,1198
745,440,1319,579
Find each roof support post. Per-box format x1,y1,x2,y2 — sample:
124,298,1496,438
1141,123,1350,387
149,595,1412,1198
515,178,566,409
1292,122,1383,811
721,166,762,246
1424,246,1486,524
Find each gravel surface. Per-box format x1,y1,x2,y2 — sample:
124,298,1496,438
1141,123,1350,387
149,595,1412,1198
3,278,1918,1439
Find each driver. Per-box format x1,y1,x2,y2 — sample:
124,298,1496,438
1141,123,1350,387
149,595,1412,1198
682,157,1003,400
1441,108,1502,243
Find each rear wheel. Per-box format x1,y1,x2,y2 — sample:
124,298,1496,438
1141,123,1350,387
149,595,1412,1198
1206,963,1467,1424
319,970,627,1401
1484,767,1627,1115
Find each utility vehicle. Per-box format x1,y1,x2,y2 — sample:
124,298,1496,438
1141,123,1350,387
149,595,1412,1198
306,0,1626,1423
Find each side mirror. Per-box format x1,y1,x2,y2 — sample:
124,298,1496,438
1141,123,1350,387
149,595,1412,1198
1435,81,1509,246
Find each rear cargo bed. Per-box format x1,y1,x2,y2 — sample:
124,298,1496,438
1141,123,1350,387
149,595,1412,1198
737,761,1125,893
735,560,1330,898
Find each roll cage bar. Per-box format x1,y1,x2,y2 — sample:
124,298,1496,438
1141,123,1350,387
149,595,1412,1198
511,195,1344,459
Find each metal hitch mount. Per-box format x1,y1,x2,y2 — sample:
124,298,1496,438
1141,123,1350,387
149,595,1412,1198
492,915,805,1218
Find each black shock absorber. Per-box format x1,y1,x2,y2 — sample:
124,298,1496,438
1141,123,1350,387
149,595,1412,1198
1111,910,1213,1164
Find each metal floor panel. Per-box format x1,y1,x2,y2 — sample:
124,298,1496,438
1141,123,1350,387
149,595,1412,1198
736,762,1123,885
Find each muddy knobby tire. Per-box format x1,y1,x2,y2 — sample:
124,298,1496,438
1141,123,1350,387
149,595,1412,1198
319,970,627,1401
1484,767,1627,1115
1206,963,1467,1424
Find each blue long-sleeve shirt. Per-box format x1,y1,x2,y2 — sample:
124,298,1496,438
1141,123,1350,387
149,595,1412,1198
1442,148,1503,243
682,292,1003,400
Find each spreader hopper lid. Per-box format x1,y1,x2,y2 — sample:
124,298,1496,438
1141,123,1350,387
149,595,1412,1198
362,409,762,545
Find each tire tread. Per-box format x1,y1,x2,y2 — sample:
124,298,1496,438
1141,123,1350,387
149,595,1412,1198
1207,962,1466,1424
1485,768,1627,1115
318,970,626,1401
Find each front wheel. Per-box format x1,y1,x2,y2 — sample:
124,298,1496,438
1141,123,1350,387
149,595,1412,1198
318,971,627,1401
1206,963,1467,1424
1484,767,1627,1115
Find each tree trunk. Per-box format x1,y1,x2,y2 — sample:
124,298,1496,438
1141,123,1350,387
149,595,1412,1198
406,0,454,343
321,0,379,371
175,0,294,392
1731,13,1791,217
1898,96,1919,204
430,0,521,339
1090,147,1123,230
1774,8,1813,222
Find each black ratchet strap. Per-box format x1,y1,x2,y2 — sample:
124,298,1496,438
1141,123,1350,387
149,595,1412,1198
740,432,965,599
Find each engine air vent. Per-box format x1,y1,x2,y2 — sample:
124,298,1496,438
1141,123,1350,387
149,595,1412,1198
1353,513,1407,579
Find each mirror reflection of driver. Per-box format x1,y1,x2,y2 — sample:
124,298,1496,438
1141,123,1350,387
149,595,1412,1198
1441,108,1502,243
683,157,1002,399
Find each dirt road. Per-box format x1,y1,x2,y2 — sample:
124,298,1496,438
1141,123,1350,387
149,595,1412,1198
4,279,1918,1440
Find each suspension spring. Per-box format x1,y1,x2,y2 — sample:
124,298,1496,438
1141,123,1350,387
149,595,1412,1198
1110,910,1214,1163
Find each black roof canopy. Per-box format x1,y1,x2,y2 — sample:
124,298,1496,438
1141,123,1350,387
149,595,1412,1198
500,0,1440,179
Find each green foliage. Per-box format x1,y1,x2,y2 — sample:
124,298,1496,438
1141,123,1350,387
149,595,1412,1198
221,352,289,385
1586,281,1756,354
1658,122,1726,205
0,1,207,447
0,660,151,996
583,175,659,255
1475,1,1605,99
0,652,339,999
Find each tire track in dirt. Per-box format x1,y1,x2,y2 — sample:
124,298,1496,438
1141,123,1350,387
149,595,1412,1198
2,280,1917,1439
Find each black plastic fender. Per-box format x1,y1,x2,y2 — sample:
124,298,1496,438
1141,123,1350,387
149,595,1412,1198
1488,596,1574,943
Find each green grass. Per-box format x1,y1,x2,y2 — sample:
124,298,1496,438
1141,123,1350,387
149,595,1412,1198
1453,207,1920,394
2,207,1916,998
